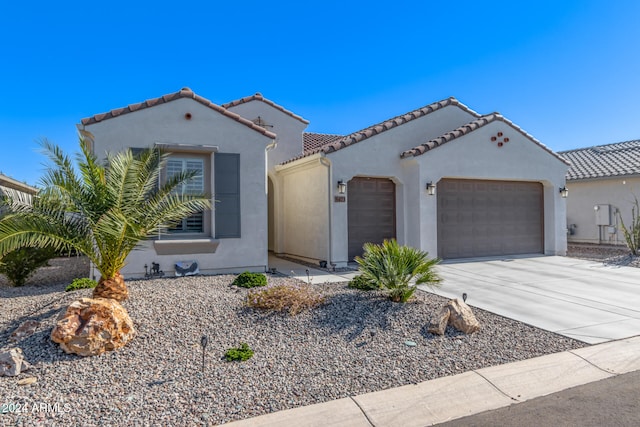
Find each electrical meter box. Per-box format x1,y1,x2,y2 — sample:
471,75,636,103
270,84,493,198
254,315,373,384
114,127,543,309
594,204,611,226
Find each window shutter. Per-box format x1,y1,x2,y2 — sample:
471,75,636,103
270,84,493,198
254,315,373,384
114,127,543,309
215,153,240,238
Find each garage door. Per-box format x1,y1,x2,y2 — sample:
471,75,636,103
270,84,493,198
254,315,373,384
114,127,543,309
437,179,543,259
348,177,396,260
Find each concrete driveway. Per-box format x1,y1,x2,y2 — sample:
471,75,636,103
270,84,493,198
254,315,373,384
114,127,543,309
420,255,640,344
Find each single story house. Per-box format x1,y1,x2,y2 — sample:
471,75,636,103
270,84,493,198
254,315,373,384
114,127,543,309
560,140,640,245
0,173,38,213
80,88,569,277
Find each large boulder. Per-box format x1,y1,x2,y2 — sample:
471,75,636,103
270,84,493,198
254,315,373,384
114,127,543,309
51,298,136,357
93,272,128,301
428,298,481,335
0,347,31,376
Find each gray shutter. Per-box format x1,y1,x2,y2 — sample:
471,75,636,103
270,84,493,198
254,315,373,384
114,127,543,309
215,153,240,238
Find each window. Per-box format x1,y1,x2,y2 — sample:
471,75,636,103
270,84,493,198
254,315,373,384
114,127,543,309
167,158,205,233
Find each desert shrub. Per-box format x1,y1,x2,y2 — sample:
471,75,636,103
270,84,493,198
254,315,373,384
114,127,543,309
65,278,98,292
356,239,442,303
224,343,254,362
0,247,57,286
619,197,640,256
348,274,379,291
232,271,267,288
246,283,325,315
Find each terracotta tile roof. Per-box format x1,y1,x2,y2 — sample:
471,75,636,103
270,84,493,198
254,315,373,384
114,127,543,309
559,140,640,180
222,93,310,125
282,97,479,165
303,132,343,152
400,113,570,165
80,88,277,139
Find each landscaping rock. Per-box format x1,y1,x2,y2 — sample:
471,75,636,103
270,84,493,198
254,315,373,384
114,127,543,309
428,298,481,335
448,298,481,334
50,297,135,356
428,305,450,335
0,348,31,376
9,320,40,343
93,272,128,301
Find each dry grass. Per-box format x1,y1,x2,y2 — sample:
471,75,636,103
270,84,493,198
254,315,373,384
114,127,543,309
246,282,326,315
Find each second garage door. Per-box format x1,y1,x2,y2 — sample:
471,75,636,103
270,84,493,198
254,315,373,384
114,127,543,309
437,179,544,259
348,177,396,260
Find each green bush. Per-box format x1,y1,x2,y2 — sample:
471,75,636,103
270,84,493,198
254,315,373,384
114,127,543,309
65,278,98,292
356,239,442,303
246,283,325,315
0,247,57,286
232,271,267,288
224,343,254,362
348,274,380,291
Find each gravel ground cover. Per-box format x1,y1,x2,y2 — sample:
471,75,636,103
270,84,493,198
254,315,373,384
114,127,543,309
1,265,585,426
567,243,640,267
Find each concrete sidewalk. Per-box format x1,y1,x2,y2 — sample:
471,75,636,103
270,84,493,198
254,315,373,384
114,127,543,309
267,254,357,284
223,336,640,426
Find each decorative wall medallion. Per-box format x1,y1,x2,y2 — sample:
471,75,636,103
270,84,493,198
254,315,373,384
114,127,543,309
490,131,510,147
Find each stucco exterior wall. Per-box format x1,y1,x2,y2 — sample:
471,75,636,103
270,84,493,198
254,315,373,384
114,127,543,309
278,156,329,262
225,100,307,172
276,105,478,265
565,176,640,245
83,98,271,277
414,121,568,256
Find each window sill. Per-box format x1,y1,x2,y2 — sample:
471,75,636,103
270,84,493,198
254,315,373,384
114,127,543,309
153,238,220,255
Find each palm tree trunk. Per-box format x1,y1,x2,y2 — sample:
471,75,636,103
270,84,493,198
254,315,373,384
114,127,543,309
93,272,129,301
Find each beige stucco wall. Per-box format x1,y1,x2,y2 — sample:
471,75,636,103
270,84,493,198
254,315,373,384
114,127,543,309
277,156,329,262
566,176,640,245
225,100,308,171
414,120,568,257
83,97,272,277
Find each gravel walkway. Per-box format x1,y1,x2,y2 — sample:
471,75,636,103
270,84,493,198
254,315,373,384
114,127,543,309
1,267,584,426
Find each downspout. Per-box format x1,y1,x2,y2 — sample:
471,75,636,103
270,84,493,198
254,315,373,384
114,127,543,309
319,157,333,268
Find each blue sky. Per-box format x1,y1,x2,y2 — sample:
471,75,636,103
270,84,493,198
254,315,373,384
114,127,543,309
1,1,639,185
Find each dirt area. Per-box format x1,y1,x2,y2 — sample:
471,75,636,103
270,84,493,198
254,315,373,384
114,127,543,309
0,255,90,288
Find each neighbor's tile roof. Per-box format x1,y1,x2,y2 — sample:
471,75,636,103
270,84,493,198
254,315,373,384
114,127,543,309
80,88,277,139
401,113,569,165
559,140,640,180
222,93,310,124
303,132,343,152
282,97,479,165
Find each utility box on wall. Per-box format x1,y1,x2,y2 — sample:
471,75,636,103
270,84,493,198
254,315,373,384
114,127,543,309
594,204,611,226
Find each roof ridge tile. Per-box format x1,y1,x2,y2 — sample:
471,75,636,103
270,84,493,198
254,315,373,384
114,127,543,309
80,88,276,139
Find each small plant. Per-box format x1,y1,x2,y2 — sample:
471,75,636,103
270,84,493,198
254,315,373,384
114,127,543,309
232,271,267,288
348,274,380,291
356,239,442,303
0,247,57,286
619,197,640,256
246,283,325,315
65,278,98,292
224,343,254,362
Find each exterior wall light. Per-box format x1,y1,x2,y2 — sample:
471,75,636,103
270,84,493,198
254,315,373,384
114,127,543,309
559,186,569,198
337,180,347,194
426,182,436,196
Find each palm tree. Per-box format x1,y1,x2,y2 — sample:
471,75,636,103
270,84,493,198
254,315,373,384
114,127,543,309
0,132,211,301
356,239,442,302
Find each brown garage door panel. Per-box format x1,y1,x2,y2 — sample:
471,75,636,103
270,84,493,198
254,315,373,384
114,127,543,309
348,177,396,260
437,179,543,259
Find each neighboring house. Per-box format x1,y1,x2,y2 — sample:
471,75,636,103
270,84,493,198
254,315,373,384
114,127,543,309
0,173,37,214
560,140,640,245
80,88,569,277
